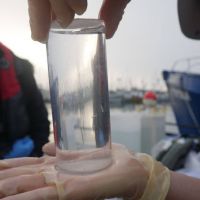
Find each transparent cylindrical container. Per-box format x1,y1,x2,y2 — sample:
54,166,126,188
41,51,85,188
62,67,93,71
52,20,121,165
46,19,112,174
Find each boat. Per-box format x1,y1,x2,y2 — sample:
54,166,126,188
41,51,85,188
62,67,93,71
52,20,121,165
163,57,200,138
153,57,200,175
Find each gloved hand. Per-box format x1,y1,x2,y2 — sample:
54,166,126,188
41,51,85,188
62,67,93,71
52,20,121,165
43,142,56,156
28,0,131,42
3,136,34,159
0,143,170,200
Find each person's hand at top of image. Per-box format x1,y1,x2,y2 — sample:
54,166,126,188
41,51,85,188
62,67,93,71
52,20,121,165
28,0,131,42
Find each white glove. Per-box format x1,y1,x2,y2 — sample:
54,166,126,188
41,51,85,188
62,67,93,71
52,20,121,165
0,143,170,200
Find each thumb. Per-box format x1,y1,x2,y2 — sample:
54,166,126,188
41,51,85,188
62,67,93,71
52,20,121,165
42,142,56,156
99,0,131,39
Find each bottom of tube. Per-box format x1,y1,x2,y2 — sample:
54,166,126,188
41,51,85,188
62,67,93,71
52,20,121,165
55,156,112,175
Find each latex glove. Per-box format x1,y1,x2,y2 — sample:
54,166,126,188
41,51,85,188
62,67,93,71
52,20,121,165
3,136,34,159
43,142,56,156
28,0,131,42
0,144,170,200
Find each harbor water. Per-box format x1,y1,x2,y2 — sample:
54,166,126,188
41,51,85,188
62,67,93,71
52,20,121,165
48,104,174,154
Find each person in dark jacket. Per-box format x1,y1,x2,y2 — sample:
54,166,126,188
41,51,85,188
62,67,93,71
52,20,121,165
0,42,50,158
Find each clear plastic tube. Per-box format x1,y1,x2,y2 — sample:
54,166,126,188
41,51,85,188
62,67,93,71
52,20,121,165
46,19,112,174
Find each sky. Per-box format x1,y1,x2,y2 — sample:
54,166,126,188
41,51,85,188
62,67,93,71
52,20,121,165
1,0,200,91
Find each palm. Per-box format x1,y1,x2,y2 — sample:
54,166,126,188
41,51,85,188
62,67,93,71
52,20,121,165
0,144,147,200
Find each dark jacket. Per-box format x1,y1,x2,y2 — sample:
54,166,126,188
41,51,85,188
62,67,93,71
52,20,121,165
0,43,50,157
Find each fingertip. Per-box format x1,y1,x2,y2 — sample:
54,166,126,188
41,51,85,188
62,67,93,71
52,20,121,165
28,0,51,43
75,4,87,15
56,11,75,28
0,161,10,170
105,30,115,39
66,0,88,15
42,142,56,156
49,0,75,28
75,6,87,15
99,0,131,39
99,14,116,39
31,31,47,44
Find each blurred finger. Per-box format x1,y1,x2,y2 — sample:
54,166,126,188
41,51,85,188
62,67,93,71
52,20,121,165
1,186,58,200
99,0,131,39
66,0,87,15
28,0,51,42
0,167,38,181
43,142,56,156
0,174,46,198
0,157,44,169
0,161,11,170
49,0,75,27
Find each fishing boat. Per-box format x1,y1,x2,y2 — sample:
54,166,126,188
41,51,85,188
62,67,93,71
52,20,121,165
153,57,200,176
163,57,200,137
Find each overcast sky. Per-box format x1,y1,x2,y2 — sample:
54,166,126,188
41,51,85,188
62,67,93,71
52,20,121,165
1,0,200,91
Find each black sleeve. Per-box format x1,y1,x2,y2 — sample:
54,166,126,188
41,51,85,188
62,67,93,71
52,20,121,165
15,56,50,156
